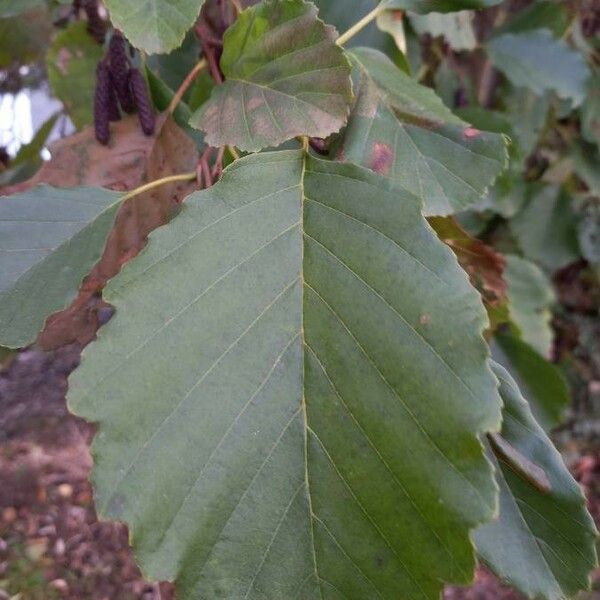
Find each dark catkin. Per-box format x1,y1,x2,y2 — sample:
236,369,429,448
109,32,135,113
128,69,155,136
107,82,121,122
94,63,111,144
83,0,106,44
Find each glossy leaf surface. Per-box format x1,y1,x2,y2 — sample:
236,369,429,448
104,0,206,54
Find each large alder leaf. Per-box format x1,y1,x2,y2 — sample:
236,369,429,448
104,0,206,54
336,48,508,216
0,186,121,349
69,150,502,599
475,363,598,600
190,0,353,152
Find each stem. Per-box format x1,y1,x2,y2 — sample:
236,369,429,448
121,172,197,202
230,0,242,13
336,4,385,46
168,58,208,114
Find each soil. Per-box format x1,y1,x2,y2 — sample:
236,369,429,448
0,336,598,599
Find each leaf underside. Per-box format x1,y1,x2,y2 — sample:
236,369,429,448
475,363,598,600
0,186,121,348
104,0,206,54
69,150,502,599
190,0,353,152
337,48,508,216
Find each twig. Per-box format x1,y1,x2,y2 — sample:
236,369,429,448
168,58,208,114
336,4,385,46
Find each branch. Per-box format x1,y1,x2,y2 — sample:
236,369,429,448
336,4,385,46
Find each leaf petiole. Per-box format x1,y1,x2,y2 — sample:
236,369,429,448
168,58,208,115
336,4,385,46
120,172,197,202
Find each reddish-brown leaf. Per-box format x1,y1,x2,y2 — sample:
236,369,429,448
2,114,198,349
429,216,509,333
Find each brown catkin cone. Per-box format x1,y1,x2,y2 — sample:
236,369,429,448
129,69,155,136
109,32,135,113
83,0,106,44
94,63,111,144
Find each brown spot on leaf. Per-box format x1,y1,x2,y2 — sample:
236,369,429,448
370,142,393,175
420,314,431,326
246,95,263,112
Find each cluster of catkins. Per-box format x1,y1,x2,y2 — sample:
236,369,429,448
94,32,155,145
581,0,600,38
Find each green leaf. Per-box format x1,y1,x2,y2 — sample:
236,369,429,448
146,32,201,95
486,29,590,107
493,1,571,37
0,113,59,188
504,255,555,357
0,0,44,18
382,0,502,14
0,186,121,349
104,0,206,54
337,48,508,216
47,22,104,130
69,150,502,599
581,71,600,144
190,0,352,152
0,8,52,68
504,87,550,158
492,332,569,431
145,68,206,150
475,363,598,600
510,185,580,271
409,10,477,51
